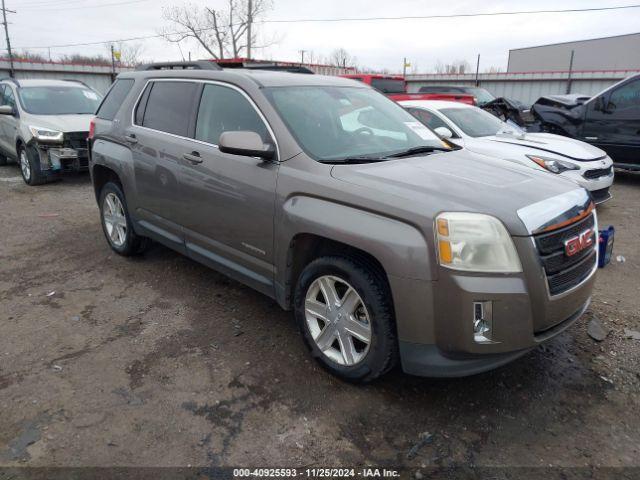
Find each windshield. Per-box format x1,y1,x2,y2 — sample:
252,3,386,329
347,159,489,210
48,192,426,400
440,107,506,138
370,78,405,94
18,86,102,115
465,87,495,105
264,86,447,162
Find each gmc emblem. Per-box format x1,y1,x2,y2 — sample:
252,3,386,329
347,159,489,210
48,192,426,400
564,229,594,257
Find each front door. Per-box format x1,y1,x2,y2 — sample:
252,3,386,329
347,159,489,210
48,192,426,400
583,77,640,168
0,85,19,157
178,82,279,295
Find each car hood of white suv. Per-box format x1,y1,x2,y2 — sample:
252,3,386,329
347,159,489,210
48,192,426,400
461,132,605,162
26,114,94,133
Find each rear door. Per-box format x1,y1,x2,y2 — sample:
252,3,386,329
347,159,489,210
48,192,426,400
128,79,201,253
582,77,640,167
178,82,279,296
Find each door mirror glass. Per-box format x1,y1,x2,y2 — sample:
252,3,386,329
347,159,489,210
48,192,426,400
0,105,14,115
218,131,275,160
434,126,453,139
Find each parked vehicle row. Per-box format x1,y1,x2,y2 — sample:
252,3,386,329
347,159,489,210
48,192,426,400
84,62,600,382
402,100,614,203
0,78,102,185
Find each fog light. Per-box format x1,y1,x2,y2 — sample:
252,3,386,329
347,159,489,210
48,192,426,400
473,301,493,343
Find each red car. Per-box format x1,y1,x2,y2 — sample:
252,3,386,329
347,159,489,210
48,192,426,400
341,74,476,105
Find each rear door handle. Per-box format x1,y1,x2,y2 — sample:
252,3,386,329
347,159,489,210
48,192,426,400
183,151,203,164
124,133,138,144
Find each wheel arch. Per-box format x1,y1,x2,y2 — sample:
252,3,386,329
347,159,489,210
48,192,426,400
92,164,122,203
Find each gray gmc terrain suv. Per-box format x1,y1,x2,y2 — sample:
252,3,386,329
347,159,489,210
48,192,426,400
0,78,102,185
89,62,598,382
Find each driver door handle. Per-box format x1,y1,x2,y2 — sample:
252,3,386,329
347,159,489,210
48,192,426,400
183,151,203,164
124,133,138,144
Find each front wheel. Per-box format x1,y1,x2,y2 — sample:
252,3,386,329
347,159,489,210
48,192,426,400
294,256,398,382
19,145,47,185
99,181,149,256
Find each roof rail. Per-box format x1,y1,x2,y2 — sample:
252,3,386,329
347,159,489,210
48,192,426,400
219,61,315,74
0,77,20,87
136,61,222,71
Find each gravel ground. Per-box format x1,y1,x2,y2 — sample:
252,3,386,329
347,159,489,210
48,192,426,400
0,165,639,474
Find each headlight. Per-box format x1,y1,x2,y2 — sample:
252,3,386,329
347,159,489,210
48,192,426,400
527,154,579,174
28,126,64,142
435,212,522,273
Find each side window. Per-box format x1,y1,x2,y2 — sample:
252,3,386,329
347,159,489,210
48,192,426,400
0,85,6,105
96,79,134,120
1,85,16,109
408,108,452,133
134,83,152,125
142,81,200,137
608,79,640,113
195,84,269,145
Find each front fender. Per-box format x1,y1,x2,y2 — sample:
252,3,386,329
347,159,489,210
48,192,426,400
277,195,434,281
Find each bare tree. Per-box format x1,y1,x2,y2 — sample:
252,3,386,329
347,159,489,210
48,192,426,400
161,0,273,59
327,48,357,68
105,42,145,67
433,59,471,74
13,50,48,62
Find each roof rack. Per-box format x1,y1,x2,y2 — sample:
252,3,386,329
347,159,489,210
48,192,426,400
61,78,90,88
219,61,315,74
136,61,222,71
0,77,20,87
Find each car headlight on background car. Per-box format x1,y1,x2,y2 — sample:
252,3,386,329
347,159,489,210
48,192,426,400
526,154,579,174
435,212,522,273
28,126,64,142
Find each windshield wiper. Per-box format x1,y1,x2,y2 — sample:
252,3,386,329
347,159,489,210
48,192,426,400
385,145,451,158
323,156,388,164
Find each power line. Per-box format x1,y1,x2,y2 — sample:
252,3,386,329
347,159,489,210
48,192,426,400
7,3,640,50
20,0,152,11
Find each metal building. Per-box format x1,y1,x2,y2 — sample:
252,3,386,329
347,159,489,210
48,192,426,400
507,32,640,72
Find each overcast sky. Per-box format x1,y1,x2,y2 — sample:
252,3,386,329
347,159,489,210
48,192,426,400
6,0,640,72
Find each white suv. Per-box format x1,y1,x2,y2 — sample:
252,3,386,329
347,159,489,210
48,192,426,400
0,78,102,185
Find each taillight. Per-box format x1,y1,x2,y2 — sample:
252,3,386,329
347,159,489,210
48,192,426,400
88,118,96,140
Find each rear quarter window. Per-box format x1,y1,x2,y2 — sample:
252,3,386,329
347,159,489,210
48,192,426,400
96,79,134,120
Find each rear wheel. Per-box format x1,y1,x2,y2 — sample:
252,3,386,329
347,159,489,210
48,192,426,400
99,181,149,256
294,256,398,382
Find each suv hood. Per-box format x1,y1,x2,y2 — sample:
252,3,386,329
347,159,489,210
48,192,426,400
474,132,605,161
330,149,584,236
27,114,93,133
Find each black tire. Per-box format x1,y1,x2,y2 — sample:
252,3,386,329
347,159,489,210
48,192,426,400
19,145,47,186
294,255,398,383
99,181,149,256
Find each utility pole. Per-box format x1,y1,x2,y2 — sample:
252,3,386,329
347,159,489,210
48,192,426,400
474,54,481,86
566,49,575,94
1,0,15,78
110,44,116,82
246,0,253,59
403,57,407,77
299,50,307,65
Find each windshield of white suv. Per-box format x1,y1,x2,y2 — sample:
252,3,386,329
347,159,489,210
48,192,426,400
440,106,506,138
465,88,495,105
264,86,449,162
18,86,102,115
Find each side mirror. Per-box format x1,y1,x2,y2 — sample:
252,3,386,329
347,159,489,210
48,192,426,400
434,126,453,139
0,105,14,116
218,131,275,160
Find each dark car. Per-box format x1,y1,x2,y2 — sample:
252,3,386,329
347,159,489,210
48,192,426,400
418,85,495,106
531,73,640,170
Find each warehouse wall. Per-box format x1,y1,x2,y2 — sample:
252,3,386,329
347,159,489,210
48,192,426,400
507,33,640,72
0,59,132,94
406,70,640,106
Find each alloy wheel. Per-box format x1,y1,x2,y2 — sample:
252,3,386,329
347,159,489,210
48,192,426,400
103,192,128,247
20,150,30,182
304,275,372,366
